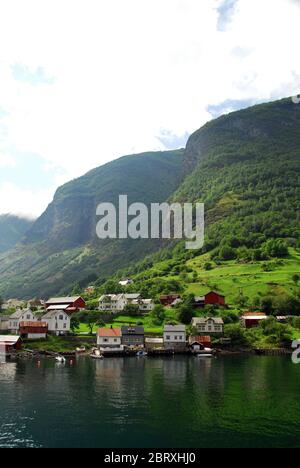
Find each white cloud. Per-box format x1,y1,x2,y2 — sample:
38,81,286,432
0,0,299,216
0,152,16,168
0,182,55,218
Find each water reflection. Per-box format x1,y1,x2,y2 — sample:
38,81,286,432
0,356,299,448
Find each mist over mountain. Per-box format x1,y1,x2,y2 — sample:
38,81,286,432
0,214,34,254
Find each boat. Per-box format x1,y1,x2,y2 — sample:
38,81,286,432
55,355,66,363
90,350,104,360
196,348,214,358
136,350,148,357
76,347,86,354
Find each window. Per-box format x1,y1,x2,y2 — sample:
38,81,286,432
59,315,64,320
103,338,108,342
166,335,170,340
63,324,67,329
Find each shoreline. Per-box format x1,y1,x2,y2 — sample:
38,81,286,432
8,346,293,361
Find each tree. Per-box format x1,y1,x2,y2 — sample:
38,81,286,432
70,314,81,333
224,324,249,346
123,304,141,317
219,245,236,261
151,305,166,325
177,304,194,325
263,239,288,258
0,296,3,312
292,274,300,286
75,311,105,335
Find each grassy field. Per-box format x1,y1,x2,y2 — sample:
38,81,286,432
136,248,300,307
77,310,179,335
185,249,300,304
22,335,95,353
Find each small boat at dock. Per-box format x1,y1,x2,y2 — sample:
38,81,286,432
90,350,104,360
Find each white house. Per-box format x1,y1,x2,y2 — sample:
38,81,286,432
163,325,186,350
9,309,36,334
132,298,155,312
97,328,123,349
191,317,224,335
98,294,141,312
41,310,71,336
118,278,134,287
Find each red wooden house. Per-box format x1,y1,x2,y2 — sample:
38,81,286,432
0,335,22,353
205,291,226,307
45,296,86,315
160,295,181,306
19,321,48,339
240,312,267,329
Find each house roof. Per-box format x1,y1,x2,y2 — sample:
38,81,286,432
9,309,34,319
189,336,212,344
0,335,21,344
241,314,267,320
47,304,70,311
46,296,82,304
98,328,121,337
99,294,123,302
19,321,48,328
194,296,205,302
124,294,141,300
205,291,225,298
164,325,186,332
42,310,68,319
121,326,144,335
192,317,224,324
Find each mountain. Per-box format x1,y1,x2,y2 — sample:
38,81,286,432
0,150,184,299
174,98,300,252
0,96,299,300
0,214,34,254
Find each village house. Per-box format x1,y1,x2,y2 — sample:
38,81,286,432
189,336,212,351
240,312,268,329
41,310,71,336
118,278,134,287
0,316,10,332
132,298,155,312
19,321,48,340
98,293,142,312
160,294,181,306
163,325,187,350
45,296,86,315
97,328,122,349
27,299,44,310
2,299,25,310
9,309,36,334
193,292,227,309
145,337,164,350
191,317,224,335
84,286,96,295
0,335,22,355
121,326,145,348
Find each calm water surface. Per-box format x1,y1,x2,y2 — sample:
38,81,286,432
0,355,299,448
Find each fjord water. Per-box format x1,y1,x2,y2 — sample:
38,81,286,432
0,356,299,448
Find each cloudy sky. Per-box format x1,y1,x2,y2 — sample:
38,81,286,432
0,0,300,218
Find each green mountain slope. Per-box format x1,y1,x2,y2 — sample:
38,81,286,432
0,150,184,299
93,97,300,310
175,98,300,252
0,214,34,253
1,97,299,301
